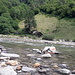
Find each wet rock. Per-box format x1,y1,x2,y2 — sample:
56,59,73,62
6,60,19,66
22,66,36,72
41,53,51,58
0,66,17,75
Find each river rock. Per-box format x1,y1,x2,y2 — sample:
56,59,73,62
1,52,20,58
56,68,71,74
6,60,19,66
0,62,7,67
34,62,41,68
71,70,75,74
36,58,42,61
0,66,17,75
22,66,36,72
38,68,50,73
16,65,22,70
58,64,67,68
41,53,51,58
0,57,10,60
32,49,42,54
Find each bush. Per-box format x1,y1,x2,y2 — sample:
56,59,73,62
72,39,75,42
42,34,55,41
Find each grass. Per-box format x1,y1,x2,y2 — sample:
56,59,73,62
35,14,75,41
18,14,75,41
35,14,59,34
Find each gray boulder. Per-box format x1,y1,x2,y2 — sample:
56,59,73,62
0,66,17,75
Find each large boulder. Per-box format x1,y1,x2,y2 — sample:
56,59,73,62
0,66,17,75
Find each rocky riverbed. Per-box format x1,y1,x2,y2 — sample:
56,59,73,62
0,35,75,75
0,42,75,75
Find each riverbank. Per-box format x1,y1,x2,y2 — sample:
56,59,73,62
0,34,75,45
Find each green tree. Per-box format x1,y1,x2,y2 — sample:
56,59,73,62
0,16,15,34
23,9,37,34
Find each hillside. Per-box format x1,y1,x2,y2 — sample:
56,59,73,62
35,14,59,34
35,14,75,41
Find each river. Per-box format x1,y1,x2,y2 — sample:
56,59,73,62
0,41,75,71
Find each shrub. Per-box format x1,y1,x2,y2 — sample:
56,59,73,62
42,34,55,41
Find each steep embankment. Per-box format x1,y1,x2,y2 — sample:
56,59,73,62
35,14,75,41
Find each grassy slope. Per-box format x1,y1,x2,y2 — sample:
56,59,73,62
35,14,75,40
35,14,59,34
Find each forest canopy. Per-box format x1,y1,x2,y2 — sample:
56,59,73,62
0,0,75,35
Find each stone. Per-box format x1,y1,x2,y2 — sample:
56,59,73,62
71,70,75,74
0,57,10,60
57,68,71,74
0,66,17,75
1,52,20,58
36,58,42,61
41,53,51,58
38,68,50,73
15,65,22,70
0,62,7,67
34,63,41,68
6,60,19,66
53,65,58,68
58,64,67,68
32,49,41,54
22,66,36,72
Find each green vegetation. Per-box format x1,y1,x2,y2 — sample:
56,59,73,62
35,14,59,34
0,0,75,41
35,14,75,41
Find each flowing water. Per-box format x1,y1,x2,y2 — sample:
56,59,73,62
0,42,75,70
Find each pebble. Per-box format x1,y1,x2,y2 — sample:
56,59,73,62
22,66,36,72
34,62,41,68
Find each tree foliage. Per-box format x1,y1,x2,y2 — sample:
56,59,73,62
39,0,75,18
1,0,75,35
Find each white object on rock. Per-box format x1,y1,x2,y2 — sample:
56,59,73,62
43,46,56,52
41,53,51,58
0,66,17,75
